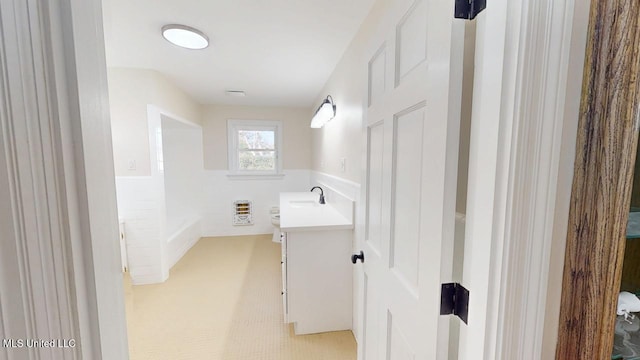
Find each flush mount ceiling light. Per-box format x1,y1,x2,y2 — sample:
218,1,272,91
311,95,337,129
161,24,209,50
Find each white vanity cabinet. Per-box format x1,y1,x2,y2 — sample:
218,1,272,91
281,229,352,335
279,192,354,335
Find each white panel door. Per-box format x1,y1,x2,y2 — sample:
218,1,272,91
360,0,464,359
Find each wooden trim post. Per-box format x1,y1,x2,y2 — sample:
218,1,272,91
556,0,640,358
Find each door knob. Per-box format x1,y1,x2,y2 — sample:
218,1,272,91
351,251,365,264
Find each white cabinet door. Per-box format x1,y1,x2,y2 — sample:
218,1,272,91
360,0,464,359
286,230,352,334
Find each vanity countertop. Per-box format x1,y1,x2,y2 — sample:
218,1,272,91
279,192,353,232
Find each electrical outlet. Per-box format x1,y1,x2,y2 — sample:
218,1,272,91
127,160,136,170
340,158,346,173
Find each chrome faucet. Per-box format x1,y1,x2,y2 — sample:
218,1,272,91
310,186,326,204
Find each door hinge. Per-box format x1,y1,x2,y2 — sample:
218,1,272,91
440,283,469,324
454,0,486,20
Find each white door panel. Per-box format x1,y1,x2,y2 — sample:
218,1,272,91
368,46,388,109
388,312,416,360
360,0,465,359
366,122,386,256
363,273,380,360
395,0,428,86
390,104,425,288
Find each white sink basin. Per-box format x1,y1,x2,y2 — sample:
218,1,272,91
289,200,320,208
280,192,353,231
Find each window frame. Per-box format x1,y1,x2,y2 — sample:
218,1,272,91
227,119,283,178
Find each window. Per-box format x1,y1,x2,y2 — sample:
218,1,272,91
227,120,283,177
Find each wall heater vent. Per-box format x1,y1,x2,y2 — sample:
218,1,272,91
233,200,253,226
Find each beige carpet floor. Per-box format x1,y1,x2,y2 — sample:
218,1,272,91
123,235,357,360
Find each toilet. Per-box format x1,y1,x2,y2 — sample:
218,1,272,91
270,207,281,243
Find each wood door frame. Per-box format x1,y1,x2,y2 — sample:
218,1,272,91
555,0,640,358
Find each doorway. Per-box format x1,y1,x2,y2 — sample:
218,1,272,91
0,0,591,358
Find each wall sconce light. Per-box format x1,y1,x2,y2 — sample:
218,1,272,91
311,95,337,128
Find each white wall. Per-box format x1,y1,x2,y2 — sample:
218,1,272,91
309,1,395,183
203,104,311,170
109,68,205,284
114,108,205,285
161,116,204,236
202,170,311,237
108,68,203,176
161,116,205,270
200,104,313,236
114,90,315,281
115,176,164,284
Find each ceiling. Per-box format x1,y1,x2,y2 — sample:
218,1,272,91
102,0,376,107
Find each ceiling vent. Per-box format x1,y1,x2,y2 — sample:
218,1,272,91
226,90,246,97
